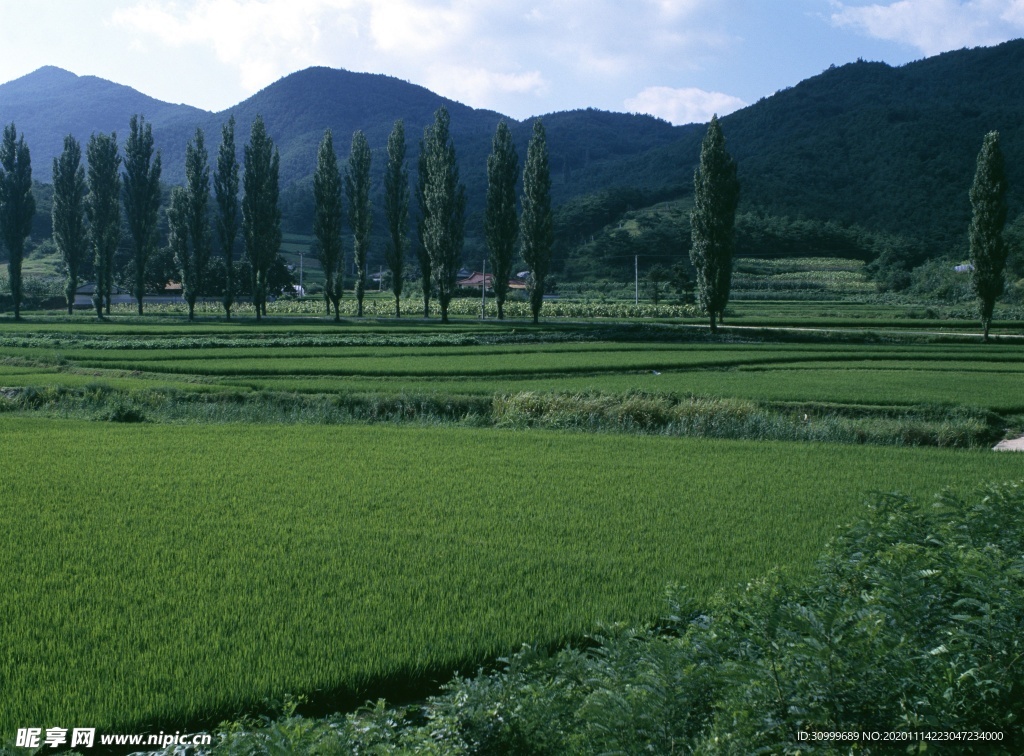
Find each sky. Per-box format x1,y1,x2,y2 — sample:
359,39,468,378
1,0,1024,124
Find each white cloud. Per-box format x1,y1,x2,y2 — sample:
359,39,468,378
425,65,547,108
109,0,734,117
368,0,470,54
112,0,360,91
830,0,1024,55
624,86,745,125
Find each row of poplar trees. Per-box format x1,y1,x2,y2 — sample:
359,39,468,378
315,106,552,324
686,116,1014,340
50,114,282,321
41,106,553,324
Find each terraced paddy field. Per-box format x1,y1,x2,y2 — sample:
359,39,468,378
2,320,1022,414
1,417,1022,734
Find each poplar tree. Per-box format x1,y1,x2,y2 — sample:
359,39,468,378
173,129,211,320
314,129,343,321
415,139,431,317
86,132,121,317
485,120,519,320
214,116,239,319
345,130,372,317
242,115,281,321
122,114,162,315
690,115,739,333
420,107,466,324
520,119,552,324
52,135,88,314
166,187,189,317
384,120,408,318
0,124,35,320
968,130,1009,341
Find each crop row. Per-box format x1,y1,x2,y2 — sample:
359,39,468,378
1,417,1021,734
108,297,704,320
213,366,1022,412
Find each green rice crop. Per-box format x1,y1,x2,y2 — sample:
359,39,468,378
214,365,1020,413
3,325,1022,415
0,416,1020,734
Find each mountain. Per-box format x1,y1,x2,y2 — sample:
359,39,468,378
0,65,686,221
0,66,208,181
4,40,1024,273
716,40,1024,251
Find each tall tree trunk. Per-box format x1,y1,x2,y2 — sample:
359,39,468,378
10,264,21,320
709,311,717,333
394,296,401,318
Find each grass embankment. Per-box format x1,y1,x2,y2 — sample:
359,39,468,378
1,417,1021,735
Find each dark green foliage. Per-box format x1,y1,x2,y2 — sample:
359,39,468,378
214,116,240,319
383,120,408,318
521,120,553,324
0,124,36,320
415,137,431,317
14,43,1024,274
345,130,372,317
52,136,87,314
172,129,211,320
144,243,178,296
644,263,672,304
313,129,343,321
420,107,466,324
242,116,282,321
85,132,120,317
486,121,519,320
122,114,162,315
969,131,1009,340
690,115,739,332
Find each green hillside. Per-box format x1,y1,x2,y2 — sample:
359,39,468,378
5,41,1024,284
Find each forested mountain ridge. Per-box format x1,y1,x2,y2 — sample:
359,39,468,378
0,64,685,222
3,40,1024,272
720,40,1024,249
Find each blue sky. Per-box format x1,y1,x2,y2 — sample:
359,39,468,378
1,1,1023,123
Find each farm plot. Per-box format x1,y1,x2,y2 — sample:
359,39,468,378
4,327,1023,414
1,418,1022,735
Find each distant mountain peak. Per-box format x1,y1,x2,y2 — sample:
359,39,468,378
24,65,80,83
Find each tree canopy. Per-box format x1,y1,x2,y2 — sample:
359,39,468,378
0,123,36,319
968,130,1008,341
690,115,739,332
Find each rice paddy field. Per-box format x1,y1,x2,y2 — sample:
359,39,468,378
1,319,1022,412
1,418,1022,735
0,297,1022,737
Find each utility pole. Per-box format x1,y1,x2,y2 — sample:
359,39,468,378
634,255,639,305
